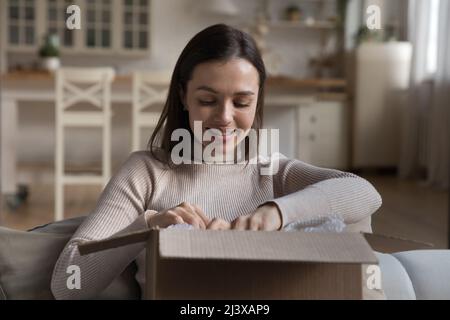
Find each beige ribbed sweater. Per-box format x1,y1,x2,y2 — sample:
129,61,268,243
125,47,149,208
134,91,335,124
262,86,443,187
51,150,382,299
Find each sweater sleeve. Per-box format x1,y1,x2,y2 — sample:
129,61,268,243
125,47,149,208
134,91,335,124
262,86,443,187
51,152,156,300
266,158,382,229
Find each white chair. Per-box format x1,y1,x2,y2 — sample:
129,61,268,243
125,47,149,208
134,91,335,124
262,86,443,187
54,67,115,221
131,71,170,151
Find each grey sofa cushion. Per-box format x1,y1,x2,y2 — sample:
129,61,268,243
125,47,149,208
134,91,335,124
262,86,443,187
393,250,450,300
0,216,141,300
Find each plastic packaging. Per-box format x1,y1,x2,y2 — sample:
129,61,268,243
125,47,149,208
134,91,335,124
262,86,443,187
283,213,346,233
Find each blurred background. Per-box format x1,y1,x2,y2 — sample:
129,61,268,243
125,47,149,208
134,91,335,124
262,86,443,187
0,0,448,248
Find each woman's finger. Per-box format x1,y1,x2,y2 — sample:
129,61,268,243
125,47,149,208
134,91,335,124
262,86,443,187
174,207,204,229
207,218,231,230
249,216,260,231
152,210,183,228
183,202,208,228
231,216,249,230
190,203,210,226
178,202,206,228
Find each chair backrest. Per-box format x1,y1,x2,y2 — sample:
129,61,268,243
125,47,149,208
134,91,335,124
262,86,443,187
56,67,116,111
54,67,116,221
131,71,171,151
132,71,171,112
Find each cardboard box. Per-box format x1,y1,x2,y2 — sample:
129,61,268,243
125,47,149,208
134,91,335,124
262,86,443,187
363,233,433,254
78,229,378,299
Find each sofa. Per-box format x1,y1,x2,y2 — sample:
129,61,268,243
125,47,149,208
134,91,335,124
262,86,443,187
1,216,449,300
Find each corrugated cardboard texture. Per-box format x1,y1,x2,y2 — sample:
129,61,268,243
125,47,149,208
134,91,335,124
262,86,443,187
77,229,375,299
148,259,363,299
158,230,378,264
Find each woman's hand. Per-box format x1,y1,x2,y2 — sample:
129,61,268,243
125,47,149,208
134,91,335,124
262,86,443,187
206,218,231,230
145,202,210,229
230,203,282,231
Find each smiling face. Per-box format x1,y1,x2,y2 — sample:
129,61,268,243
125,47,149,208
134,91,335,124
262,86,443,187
182,58,259,156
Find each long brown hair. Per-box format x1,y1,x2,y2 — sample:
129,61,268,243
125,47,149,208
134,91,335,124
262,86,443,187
148,24,266,164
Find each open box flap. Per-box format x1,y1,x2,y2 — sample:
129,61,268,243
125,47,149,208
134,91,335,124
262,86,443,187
78,228,153,255
79,228,378,264
363,232,433,253
158,229,378,263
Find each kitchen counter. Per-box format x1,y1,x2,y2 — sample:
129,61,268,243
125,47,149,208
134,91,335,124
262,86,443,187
1,70,347,91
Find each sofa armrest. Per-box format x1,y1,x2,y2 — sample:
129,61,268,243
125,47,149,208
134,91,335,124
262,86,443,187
375,252,416,299
392,250,450,300
0,216,141,300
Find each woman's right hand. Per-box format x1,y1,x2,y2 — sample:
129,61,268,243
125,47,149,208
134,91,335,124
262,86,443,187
144,202,210,229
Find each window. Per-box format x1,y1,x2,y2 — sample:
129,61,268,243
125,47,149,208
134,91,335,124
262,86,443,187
86,0,113,49
47,0,74,47
7,0,36,46
123,0,149,50
426,0,440,75
5,0,151,54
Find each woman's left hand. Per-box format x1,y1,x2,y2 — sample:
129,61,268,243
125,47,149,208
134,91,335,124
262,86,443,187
230,203,282,231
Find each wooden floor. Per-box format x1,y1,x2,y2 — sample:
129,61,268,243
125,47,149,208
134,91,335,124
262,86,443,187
1,168,448,249
367,174,448,249
1,183,102,231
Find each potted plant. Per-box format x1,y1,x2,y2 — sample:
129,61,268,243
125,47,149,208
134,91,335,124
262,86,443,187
38,33,61,72
354,26,384,46
285,5,302,22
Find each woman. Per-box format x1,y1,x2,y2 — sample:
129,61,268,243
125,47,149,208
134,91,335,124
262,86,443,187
51,24,382,299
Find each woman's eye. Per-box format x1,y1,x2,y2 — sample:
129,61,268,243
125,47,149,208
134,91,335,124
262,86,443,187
234,101,250,108
198,99,216,106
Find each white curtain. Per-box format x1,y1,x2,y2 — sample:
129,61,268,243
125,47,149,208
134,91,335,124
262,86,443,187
399,0,449,189
427,0,449,188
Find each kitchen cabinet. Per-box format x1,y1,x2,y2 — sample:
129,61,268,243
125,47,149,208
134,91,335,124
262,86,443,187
297,98,349,169
2,0,151,55
264,94,349,170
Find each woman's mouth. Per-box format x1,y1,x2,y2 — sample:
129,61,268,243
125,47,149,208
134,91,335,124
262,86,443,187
205,128,237,143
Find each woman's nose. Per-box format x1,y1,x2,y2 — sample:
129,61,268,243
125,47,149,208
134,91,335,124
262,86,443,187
213,101,234,124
